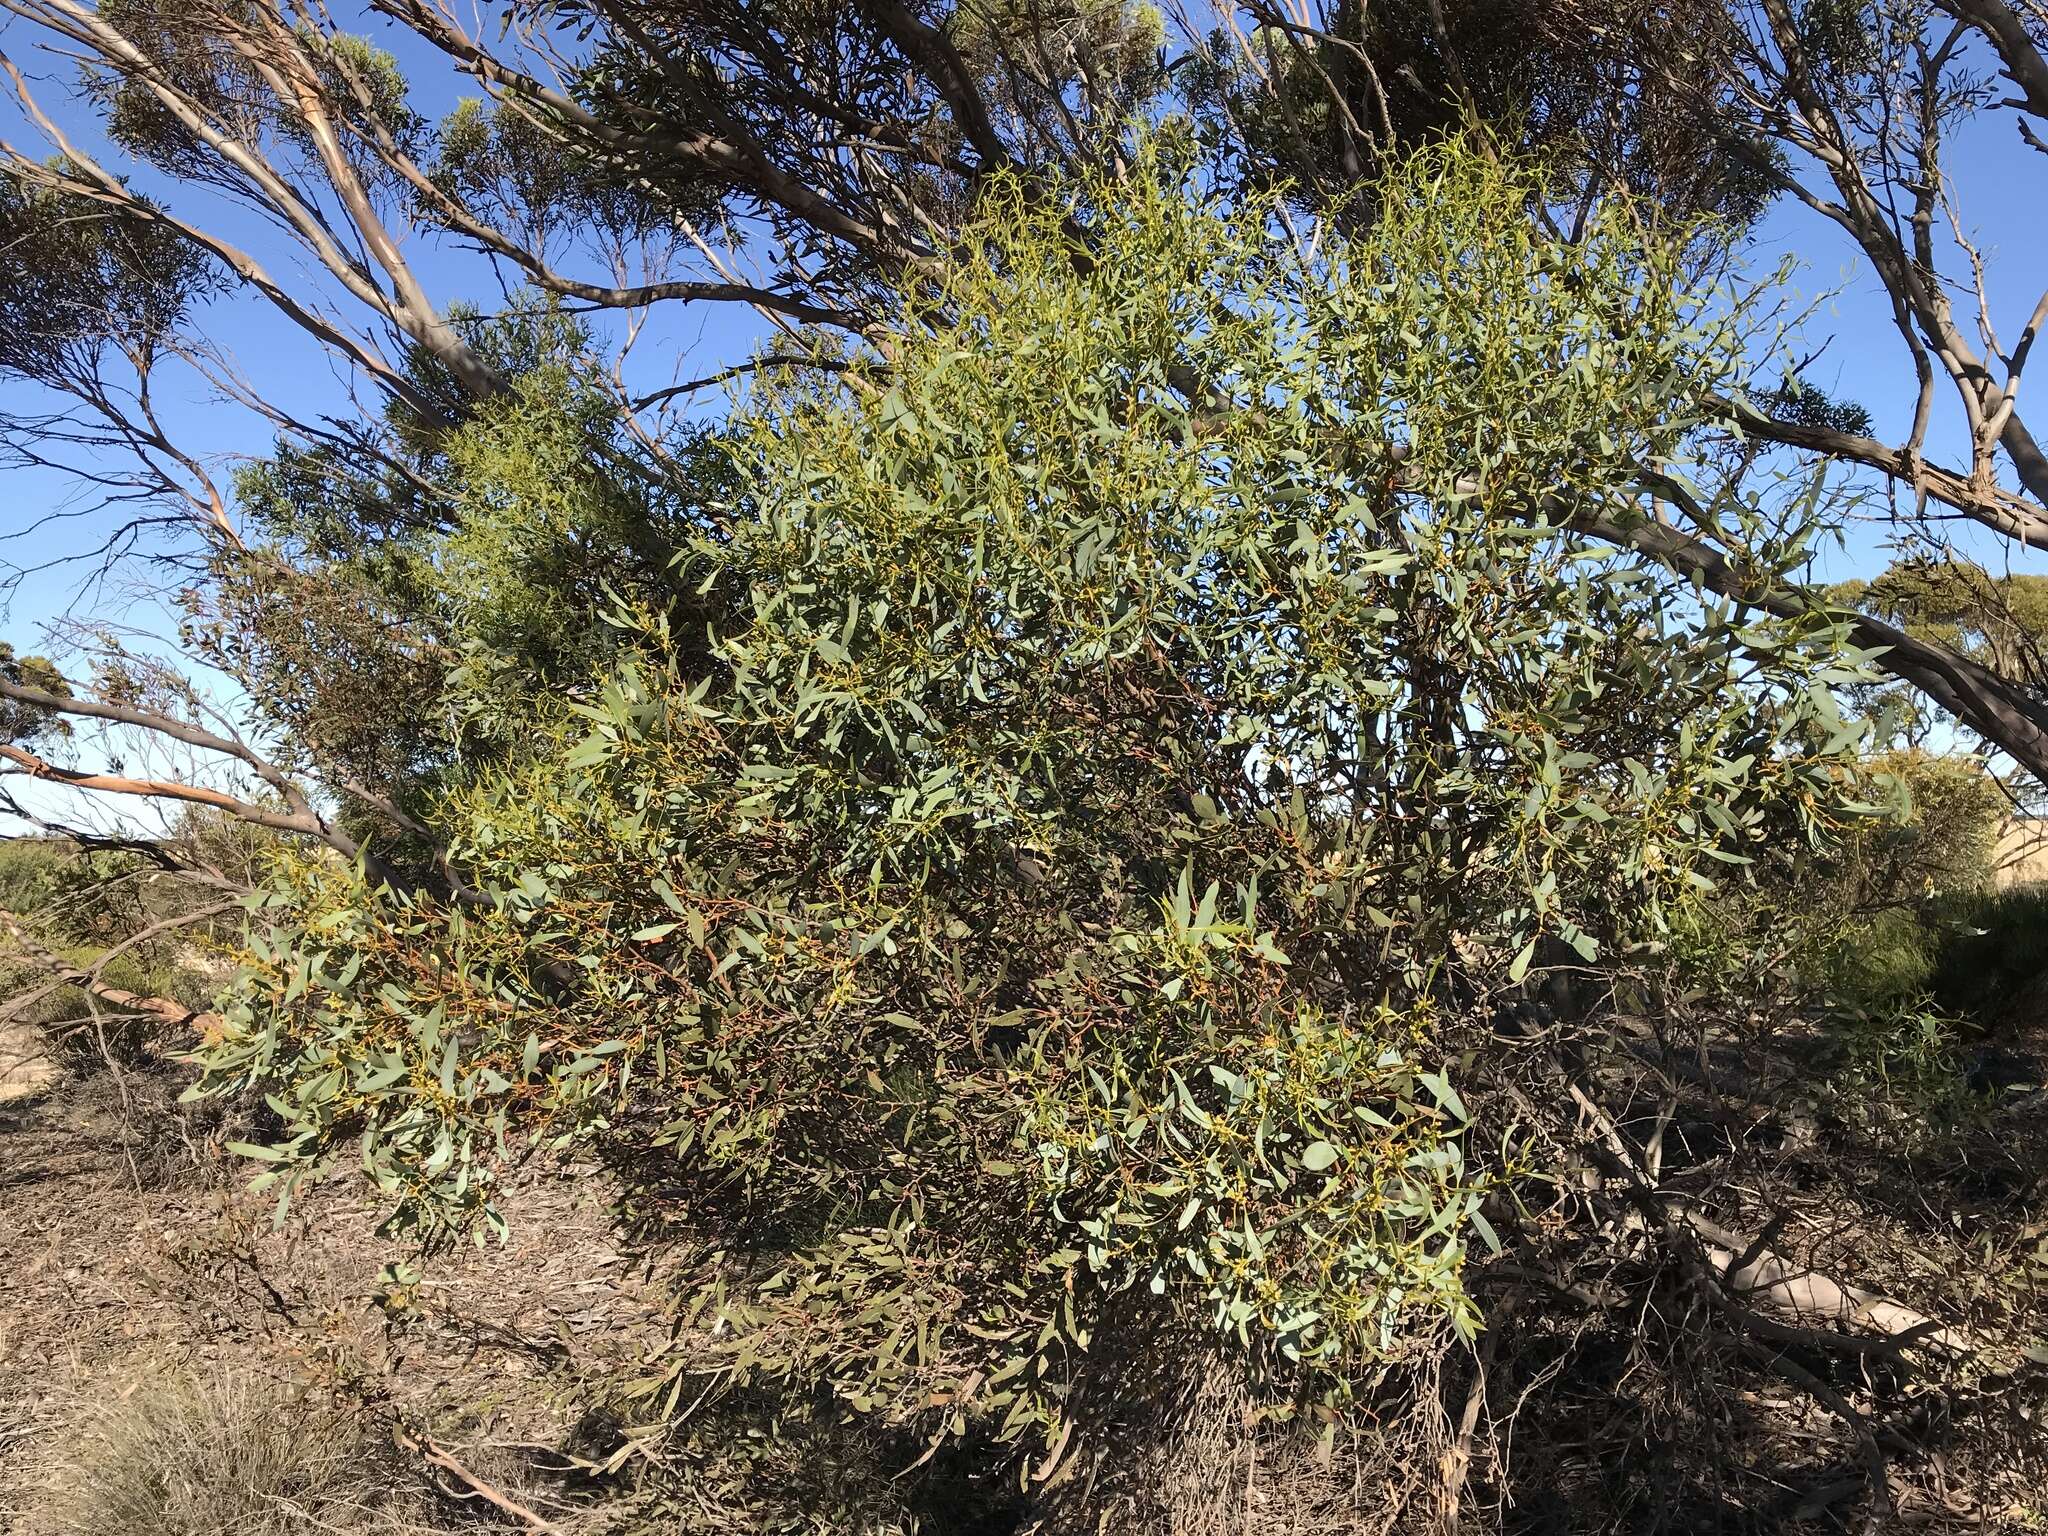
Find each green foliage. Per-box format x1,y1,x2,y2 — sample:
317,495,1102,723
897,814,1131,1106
428,95,682,249
195,551,449,811
1794,0,1884,82
1759,374,1874,437
1833,557,2048,692
1875,751,2008,893
1817,906,1941,1005
194,141,1881,1470
951,0,1166,118
434,361,700,695
1925,882,2048,1023
84,0,266,185
0,834,223,1033
0,172,218,389
87,3,422,192
0,837,70,911
1821,1000,1984,1151
1791,751,2036,1020
1808,749,2006,1005
0,643,72,746
308,31,425,160
1026,970,1498,1364
1673,748,2003,1010
1179,0,1776,231
213,298,729,818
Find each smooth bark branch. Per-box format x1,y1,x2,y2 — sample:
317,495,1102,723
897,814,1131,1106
1723,396,2048,551
392,1426,565,1535
1936,0,2048,120
0,743,353,849
1572,504,2048,782
0,51,442,421
378,0,898,263
1688,1210,1973,1353
323,101,858,329
0,676,314,818
1753,0,2048,510
0,670,358,853
862,0,1010,170
247,20,501,398
0,907,225,1032
3,0,498,405
1387,443,2048,777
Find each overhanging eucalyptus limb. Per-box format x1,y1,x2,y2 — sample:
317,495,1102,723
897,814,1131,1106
1575,495,2048,780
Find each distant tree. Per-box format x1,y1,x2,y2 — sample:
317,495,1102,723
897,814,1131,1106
1837,558,2048,696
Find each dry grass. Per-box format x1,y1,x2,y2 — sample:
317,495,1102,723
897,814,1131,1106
38,1368,475,1536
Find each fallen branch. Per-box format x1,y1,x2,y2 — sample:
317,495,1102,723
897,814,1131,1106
0,908,223,1033
394,1426,565,1535
0,741,355,852
1688,1210,1973,1355
1556,1065,1980,1357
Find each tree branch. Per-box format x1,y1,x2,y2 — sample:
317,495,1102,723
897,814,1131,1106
1,906,225,1032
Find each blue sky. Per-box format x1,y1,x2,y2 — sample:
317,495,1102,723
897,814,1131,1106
0,4,778,636
1740,73,2048,589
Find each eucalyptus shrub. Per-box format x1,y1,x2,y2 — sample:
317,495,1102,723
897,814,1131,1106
196,142,1878,1467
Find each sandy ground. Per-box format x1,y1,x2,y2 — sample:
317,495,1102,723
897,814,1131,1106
0,1063,660,1534
0,1018,58,1104
1994,818,2048,887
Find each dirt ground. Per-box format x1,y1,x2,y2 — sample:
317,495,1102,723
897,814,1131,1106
0,1018,58,1105
0,1061,662,1535
1994,819,2048,887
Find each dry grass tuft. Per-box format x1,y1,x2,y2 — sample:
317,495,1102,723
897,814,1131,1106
39,1369,485,1536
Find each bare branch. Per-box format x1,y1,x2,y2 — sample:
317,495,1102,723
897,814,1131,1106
1,906,224,1032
